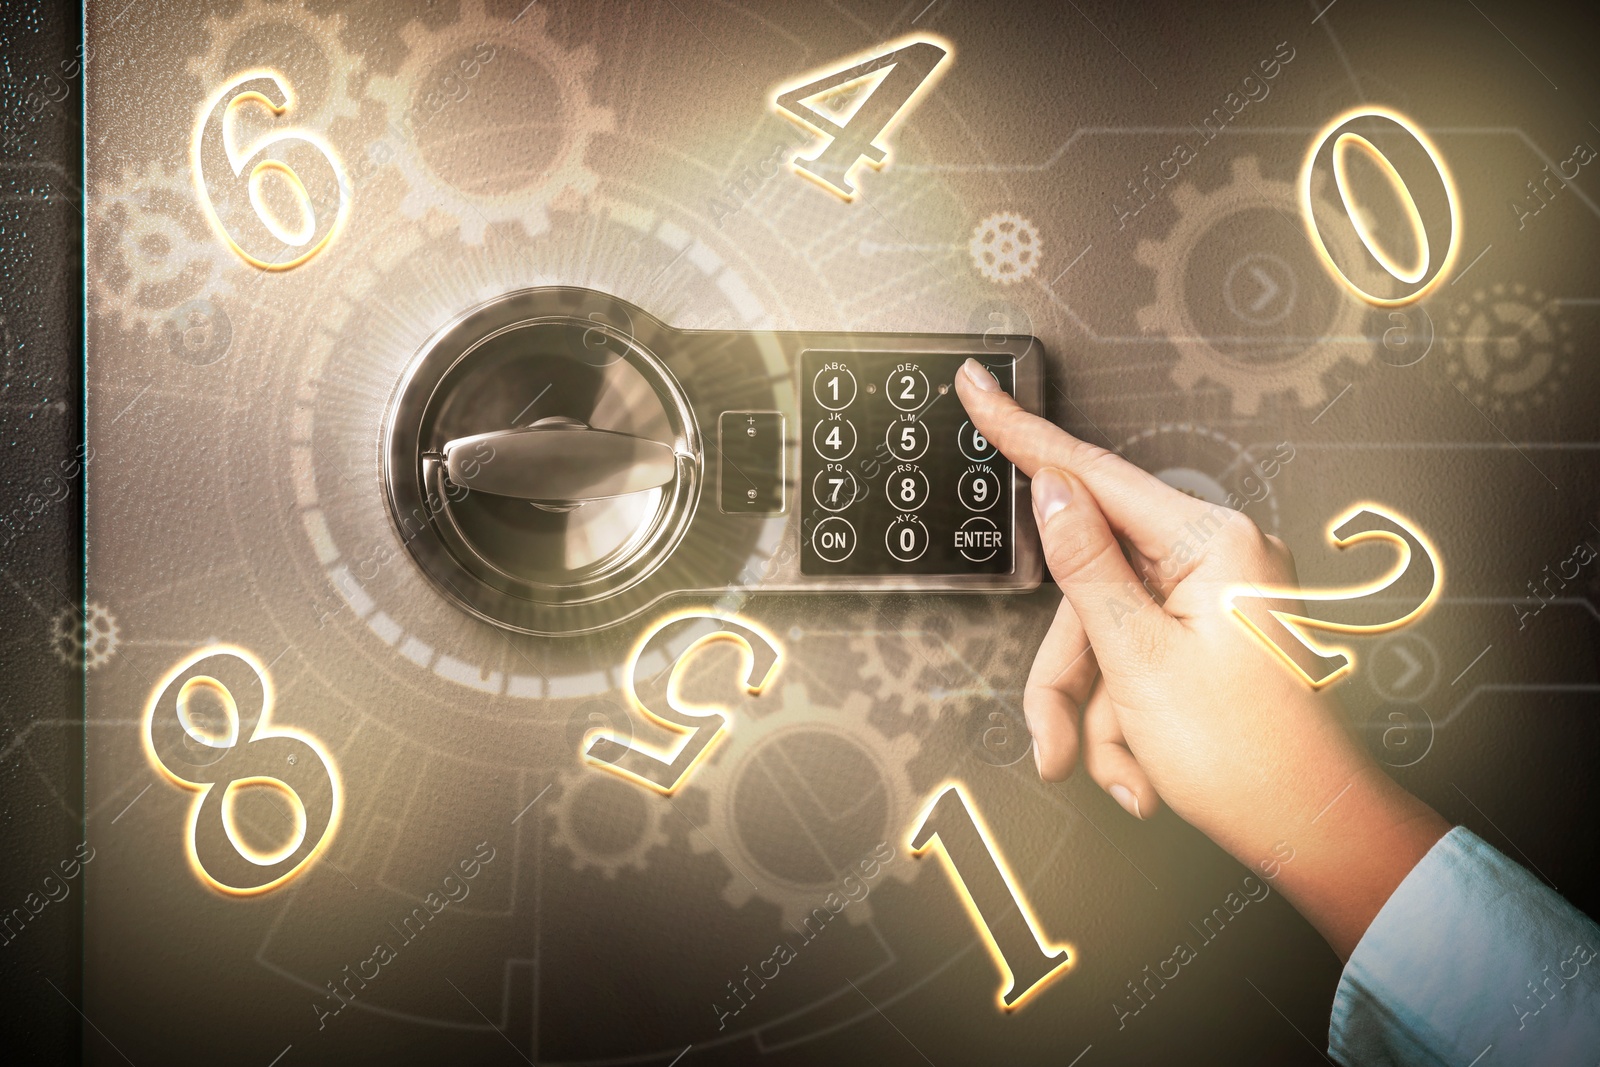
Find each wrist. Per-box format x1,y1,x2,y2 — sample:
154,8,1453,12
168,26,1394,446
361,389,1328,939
1262,765,1449,960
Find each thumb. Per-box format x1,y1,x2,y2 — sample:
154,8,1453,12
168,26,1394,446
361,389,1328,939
1032,467,1170,679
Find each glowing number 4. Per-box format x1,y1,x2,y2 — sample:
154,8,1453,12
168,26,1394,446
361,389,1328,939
910,783,1073,1010
773,36,951,200
1229,504,1442,688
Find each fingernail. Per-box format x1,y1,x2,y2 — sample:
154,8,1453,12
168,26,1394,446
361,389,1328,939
1032,467,1071,525
1032,737,1044,776
961,358,1000,392
1109,784,1143,819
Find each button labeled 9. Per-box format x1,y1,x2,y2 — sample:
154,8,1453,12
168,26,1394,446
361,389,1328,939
959,467,1000,512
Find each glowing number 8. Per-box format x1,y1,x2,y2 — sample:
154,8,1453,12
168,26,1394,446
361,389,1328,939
192,70,350,270
144,646,341,895
1299,107,1460,307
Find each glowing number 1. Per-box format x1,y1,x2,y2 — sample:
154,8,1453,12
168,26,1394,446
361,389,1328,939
772,35,951,200
909,783,1073,1010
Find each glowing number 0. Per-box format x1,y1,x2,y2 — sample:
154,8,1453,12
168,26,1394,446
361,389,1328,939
583,613,782,794
192,70,350,270
773,36,952,200
1229,504,1442,688
1299,107,1460,306
910,783,1073,1010
144,646,342,895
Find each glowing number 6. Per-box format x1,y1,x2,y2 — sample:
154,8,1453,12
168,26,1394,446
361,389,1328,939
192,69,350,270
1299,107,1460,307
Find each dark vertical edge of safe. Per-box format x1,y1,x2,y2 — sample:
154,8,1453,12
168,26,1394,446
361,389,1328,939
0,3,87,1063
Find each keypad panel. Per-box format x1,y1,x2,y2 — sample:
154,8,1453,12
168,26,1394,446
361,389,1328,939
800,351,1015,576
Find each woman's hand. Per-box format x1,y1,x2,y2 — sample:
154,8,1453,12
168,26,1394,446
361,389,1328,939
955,358,1448,958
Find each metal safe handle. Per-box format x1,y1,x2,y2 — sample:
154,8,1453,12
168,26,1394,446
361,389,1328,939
439,417,678,505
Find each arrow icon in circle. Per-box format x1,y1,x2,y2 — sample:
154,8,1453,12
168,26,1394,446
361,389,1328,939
1248,266,1280,313
1390,645,1423,692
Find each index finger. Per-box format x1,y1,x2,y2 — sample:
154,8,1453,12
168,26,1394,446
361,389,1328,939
955,358,1216,557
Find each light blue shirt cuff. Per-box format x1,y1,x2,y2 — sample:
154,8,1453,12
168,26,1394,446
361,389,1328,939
1329,826,1600,1066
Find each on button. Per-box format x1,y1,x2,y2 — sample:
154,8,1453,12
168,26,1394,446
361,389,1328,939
812,516,856,563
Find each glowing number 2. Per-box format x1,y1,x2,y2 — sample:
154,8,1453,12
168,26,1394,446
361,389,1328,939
144,646,341,895
909,783,1073,1010
192,69,350,270
584,612,781,794
1229,504,1442,688
773,35,951,200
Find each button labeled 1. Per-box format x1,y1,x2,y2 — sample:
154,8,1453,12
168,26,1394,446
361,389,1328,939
813,363,857,410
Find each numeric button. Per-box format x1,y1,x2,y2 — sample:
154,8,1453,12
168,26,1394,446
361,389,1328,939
813,364,857,410
958,420,996,462
812,468,861,511
959,468,1001,512
885,418,929,461
812,417,857,460
884,467,929,511
886,365,929,411
885,516,929,562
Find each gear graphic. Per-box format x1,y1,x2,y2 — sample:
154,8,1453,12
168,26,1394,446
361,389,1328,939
366,0,614,244
1443,283,1572,415
547,766,669,878
1118,422,1282,534
969,212,1041,284
1138,156,1372,415
845,596,1033,722
185,0,365,129
51,602,120,670
89,162,239,336
685,683,920,926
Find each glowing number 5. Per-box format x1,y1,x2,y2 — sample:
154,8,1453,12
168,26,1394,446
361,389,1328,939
144,646,342,895
773,36,951,200
584,613,781,794
909,783,1072,1010
1299,107,1460,306
1229,504,1442,688
192,69,350,270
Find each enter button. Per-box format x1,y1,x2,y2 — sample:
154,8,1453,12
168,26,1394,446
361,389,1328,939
954,517,1003,563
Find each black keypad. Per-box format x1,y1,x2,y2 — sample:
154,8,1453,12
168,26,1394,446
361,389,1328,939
800,351,1015,575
